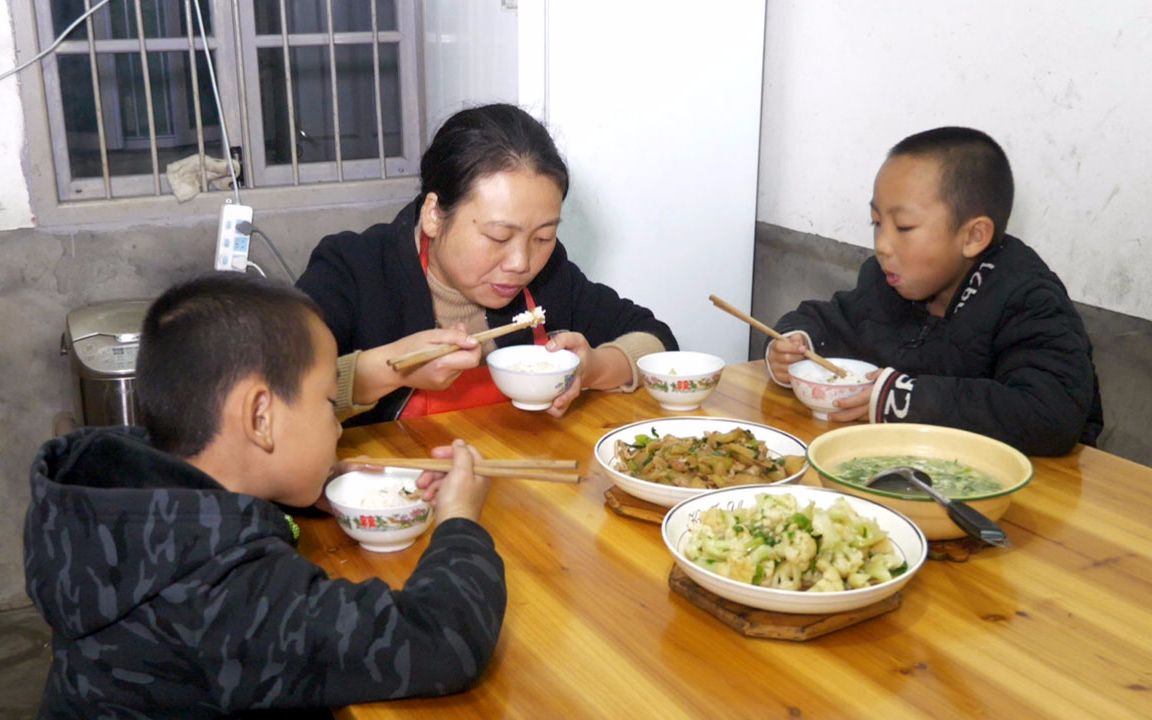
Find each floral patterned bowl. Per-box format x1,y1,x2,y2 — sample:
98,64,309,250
638,351,726,411
324,469,433,552
787,358,879,421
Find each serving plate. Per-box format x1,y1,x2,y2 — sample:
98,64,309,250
662,485,928,614
593,416,808,508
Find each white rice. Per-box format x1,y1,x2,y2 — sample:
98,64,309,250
357,486,413,509
510,359,563,373
822,372,867,385
512,306,547,326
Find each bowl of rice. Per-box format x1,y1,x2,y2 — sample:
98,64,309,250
787,358,879,420
487,345,580,411
324,468,433,552
662,484,927,614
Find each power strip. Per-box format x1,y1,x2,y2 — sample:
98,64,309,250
215,202,254,272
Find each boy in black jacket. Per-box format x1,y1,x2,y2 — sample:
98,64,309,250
24,274,506,718
767,127,1102,456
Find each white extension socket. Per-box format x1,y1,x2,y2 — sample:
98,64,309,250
214,201,254,272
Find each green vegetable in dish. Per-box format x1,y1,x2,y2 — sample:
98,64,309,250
683,493,907,592
834,455,1002,497
615,428,806,489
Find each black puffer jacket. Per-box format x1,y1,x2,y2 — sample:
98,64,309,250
24,427,506,719
296,197,678,425
773,236,1102,456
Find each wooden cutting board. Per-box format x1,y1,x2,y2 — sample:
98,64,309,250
668,565,903,641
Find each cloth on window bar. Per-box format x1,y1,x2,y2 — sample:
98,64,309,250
165,154,239,202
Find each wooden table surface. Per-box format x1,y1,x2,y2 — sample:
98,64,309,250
297,361,1152,720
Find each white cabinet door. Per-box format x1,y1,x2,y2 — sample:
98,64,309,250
518,0,766,362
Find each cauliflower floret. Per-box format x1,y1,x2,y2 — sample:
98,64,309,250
684,492,901,593
808,566,848,593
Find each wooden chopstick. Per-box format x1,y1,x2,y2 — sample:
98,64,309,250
362,457,581,484
386,318,537,371
708,294,849,378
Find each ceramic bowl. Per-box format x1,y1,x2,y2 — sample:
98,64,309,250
594,416,808,508
787,358,880,420
662,484,928,614
637,351,726,411
487,345,580,411
805,423,1033,540
324,469,433,552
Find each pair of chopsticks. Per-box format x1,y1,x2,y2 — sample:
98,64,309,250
364,457,581,484
387,317,539,371
708,294,849,378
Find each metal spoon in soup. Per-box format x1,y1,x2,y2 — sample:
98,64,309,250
867,466,1010,548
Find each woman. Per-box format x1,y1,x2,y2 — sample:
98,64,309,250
296,103,677,425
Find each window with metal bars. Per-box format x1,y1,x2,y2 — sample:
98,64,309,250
32,0,421,203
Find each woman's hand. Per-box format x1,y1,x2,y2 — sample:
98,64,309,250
411,440,491,523
542,331,631,417
356,324,481,402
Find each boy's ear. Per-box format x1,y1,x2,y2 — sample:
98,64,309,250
960,215,995,259
419,192,444,238
242,382,276,453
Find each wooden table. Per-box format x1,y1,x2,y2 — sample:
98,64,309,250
297,361,1152,719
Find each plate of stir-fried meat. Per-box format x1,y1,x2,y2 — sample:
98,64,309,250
594,417,808,508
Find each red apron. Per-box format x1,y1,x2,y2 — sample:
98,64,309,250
399,235,548,418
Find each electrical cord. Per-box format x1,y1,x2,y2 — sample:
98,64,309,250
237,221,297,282
245,261,267,277
0,0,113,83
191,0,240,204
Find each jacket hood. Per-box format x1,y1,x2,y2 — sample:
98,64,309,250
23,427,293,639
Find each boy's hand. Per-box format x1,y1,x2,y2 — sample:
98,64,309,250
825,367,884,423
412,440,491,523
768,335,810,381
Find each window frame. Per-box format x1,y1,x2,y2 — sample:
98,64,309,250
13,0,425,228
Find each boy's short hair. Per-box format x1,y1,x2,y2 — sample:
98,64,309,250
889,127,1014,243
136,273,323,457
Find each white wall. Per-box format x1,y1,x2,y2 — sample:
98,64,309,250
521,1,767,363
758,0,1152,321
422,0,518,132
0,0,34,230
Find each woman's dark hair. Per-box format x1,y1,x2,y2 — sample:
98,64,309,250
136,273,322,457
889,127,1014,243
420,103,570,216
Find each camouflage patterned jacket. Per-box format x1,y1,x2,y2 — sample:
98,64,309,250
24,427,506,719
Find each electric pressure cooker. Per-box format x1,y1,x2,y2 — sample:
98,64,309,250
61,299,150,426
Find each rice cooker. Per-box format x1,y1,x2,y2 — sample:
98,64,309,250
61,299,150,426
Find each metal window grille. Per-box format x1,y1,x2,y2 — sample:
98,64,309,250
34,0,420,203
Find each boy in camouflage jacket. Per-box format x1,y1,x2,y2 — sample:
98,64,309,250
24,274,506,718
